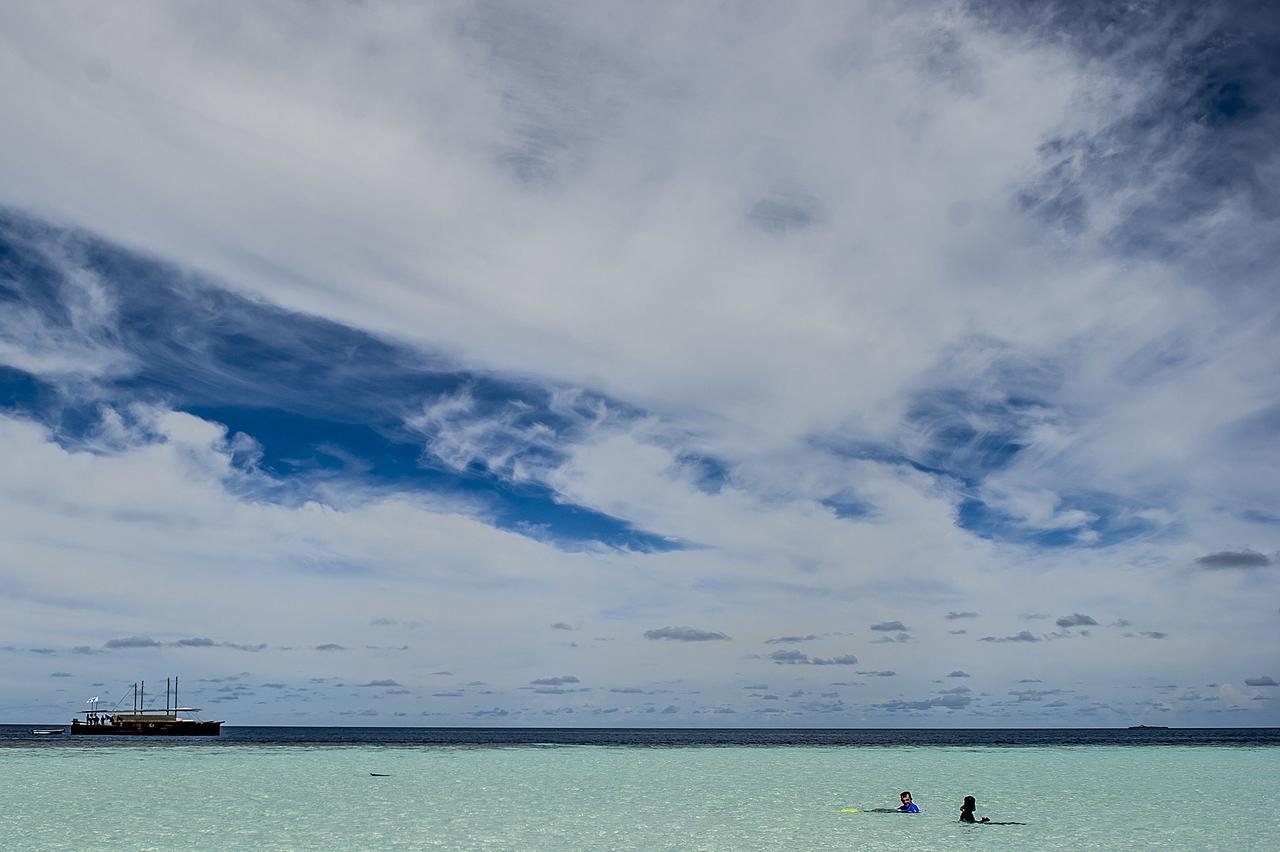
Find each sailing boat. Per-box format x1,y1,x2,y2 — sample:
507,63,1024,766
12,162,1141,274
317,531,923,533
70,677,222,736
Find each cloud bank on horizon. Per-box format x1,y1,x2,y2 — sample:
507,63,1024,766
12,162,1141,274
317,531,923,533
1,0,1277,726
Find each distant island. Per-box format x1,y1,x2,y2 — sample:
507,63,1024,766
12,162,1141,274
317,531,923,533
1127,725,1170,729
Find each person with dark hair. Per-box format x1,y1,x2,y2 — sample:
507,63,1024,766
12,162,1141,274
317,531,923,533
897,791,920,813
960,795,989,823
960,795,1025,825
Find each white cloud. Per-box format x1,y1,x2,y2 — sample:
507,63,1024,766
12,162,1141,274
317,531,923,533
0,242,132,379
1,1,1277,725
0,2,1100,441
1,405,1267,723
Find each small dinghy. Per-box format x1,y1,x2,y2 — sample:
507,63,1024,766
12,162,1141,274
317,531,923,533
32,728,66,736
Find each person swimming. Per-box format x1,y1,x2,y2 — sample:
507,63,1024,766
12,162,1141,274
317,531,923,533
839,791,920,814
960,795,1025,825
960,795,989,823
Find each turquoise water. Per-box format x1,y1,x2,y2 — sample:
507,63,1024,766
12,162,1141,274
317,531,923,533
2,744,1276,850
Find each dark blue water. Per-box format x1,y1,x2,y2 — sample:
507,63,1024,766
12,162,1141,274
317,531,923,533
3,725,1277,747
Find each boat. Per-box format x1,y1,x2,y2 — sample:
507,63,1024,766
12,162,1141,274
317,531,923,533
1127,724,1169,730
70,677,222,736
31,728,65,736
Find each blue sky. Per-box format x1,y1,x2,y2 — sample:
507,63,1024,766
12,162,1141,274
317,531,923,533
1,0,1277,726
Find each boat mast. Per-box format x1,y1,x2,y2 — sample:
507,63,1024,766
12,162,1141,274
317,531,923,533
133,682,138,713
141,680,145,713
175,676,179,716
166,677,171,715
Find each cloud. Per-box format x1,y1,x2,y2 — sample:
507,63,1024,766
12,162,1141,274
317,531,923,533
643,627,730,642
768,650,858,666
99,635,270,652
357,680,403,687
764,635,818,644
947,670,971,678
747,196,820,235
768,650,810,664
0,1,1277,727
874,693,972,712
550,622,575,631
945,611,979,620
50,671,72,677
979,631,1042,643
314,644,346,652
227,642,268,652
1010,688,1067,701
1055,613,1098,628
1244,676,1278,687
1195,550,1272,569
870,621,909,632
202,673,251,684
530,675,580,686
103,636,161,649
872,632,912,644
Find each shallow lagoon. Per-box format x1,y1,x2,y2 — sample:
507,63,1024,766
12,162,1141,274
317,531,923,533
2,735,1276,850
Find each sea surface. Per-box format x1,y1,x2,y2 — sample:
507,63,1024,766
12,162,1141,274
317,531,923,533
2,727,1276,850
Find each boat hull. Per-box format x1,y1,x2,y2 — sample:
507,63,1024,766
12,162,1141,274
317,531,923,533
71,720,222,736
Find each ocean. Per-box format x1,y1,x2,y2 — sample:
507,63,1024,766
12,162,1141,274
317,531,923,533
2,727,1276,850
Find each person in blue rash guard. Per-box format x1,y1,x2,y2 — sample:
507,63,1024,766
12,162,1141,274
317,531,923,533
897,791,920,813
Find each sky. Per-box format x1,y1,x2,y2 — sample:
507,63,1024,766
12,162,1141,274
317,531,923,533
1,0,1277,727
